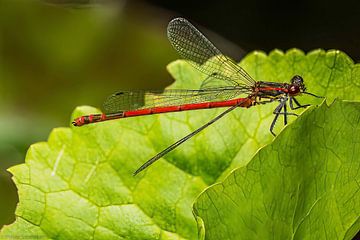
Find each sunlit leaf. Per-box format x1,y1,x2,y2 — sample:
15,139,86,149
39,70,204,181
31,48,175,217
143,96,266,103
193,100,360,239
1,49,359,239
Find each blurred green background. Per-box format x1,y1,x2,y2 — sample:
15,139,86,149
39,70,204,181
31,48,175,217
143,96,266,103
0,0,181,228
1,0,359,233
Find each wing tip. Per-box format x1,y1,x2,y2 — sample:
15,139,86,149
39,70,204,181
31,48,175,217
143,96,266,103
167,17,191,35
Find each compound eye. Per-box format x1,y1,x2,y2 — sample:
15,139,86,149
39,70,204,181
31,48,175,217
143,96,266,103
291,75,303,85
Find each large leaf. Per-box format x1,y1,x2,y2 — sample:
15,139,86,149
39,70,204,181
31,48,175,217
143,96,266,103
193,100,360,239
0,49,359,239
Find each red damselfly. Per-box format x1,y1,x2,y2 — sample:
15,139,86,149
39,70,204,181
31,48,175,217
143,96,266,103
72,18,322,175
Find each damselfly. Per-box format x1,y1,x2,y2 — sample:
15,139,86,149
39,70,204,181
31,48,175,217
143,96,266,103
73,18,322,175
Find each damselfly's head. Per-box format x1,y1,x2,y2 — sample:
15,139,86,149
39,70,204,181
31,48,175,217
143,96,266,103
290,75,324,98
288,75,306,96
291,75,306,91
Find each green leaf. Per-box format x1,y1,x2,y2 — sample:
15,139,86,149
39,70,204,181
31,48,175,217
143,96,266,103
1,49,359,239
193,100,360,239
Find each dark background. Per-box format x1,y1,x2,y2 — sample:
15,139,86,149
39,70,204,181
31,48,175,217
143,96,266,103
1,0,359,237
146,0,360,61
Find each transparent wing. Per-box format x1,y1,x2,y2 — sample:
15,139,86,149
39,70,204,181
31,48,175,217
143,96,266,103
167,17,256,87
102,87,249,114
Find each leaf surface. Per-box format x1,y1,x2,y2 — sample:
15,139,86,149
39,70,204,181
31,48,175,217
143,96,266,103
1,49,359,239
193,100,360,239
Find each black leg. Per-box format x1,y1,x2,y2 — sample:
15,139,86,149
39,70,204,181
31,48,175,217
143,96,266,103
270,98,299,136
303,91,324,98
274,110,298,116
290,97,310,110
270,100,285,136
283,102,288,125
